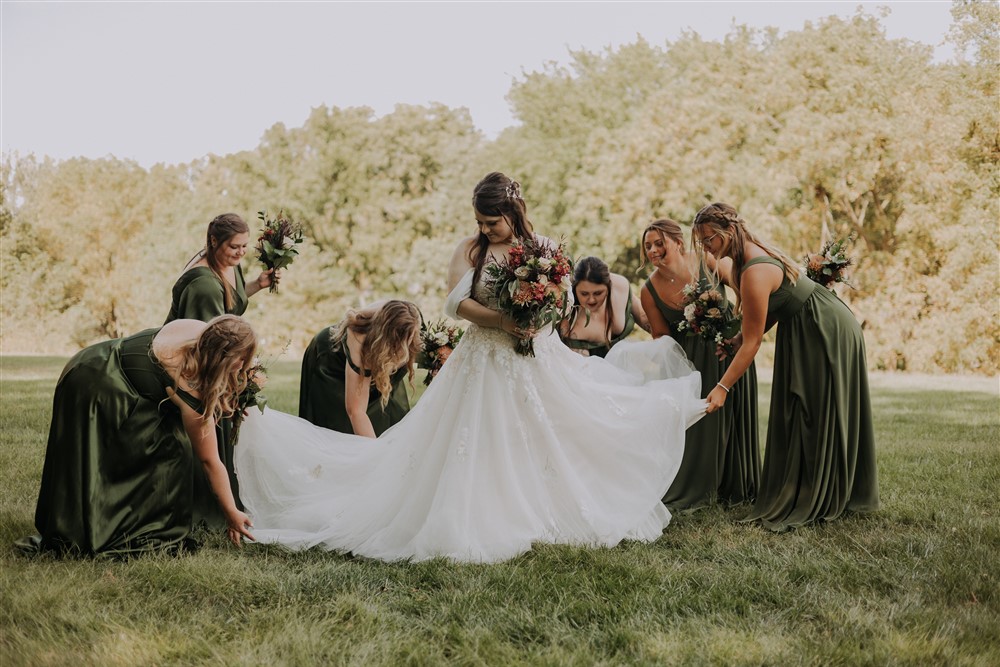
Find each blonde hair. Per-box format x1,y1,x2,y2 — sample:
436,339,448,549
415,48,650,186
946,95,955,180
692,203,800,309
332,300,422,407
175,315,257,421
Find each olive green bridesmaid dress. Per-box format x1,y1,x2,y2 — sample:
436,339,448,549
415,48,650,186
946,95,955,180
26,329,206,555
299,326,411,435
164,264,248,525
740,256,879,531
560,290,637,358
645,273,760,510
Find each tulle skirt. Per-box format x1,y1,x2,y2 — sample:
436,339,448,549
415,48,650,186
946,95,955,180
235,325,705,563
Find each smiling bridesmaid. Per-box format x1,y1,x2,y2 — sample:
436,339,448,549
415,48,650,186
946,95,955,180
165,213,280,527
640,218,760,511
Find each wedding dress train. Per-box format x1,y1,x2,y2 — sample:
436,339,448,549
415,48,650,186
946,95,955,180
235,320,705,563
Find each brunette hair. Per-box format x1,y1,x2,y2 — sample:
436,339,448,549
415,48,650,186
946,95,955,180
196,213,250,311
639,219,686,270
469,172,534,297
332,300,422,407
570,256,615,346
692,203,800,306
174,314,257,422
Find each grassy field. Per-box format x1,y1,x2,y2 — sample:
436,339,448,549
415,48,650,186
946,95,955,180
1,356,998,666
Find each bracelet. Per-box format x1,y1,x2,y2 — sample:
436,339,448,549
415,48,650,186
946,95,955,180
716,381,730,393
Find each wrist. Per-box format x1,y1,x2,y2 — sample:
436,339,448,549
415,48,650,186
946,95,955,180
716,381,730,393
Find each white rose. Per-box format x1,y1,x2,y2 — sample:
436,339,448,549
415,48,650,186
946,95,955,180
514,266,531,278
433,331,450,346
537,257,552,269
537,274,548,285
684,303,697,320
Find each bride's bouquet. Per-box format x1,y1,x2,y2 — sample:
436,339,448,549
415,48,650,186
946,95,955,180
483,237,573,357
255,210,305,293
416,319,464,385
804,236,855,290
676,277,742,358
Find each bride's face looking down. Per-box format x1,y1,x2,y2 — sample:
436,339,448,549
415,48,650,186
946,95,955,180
475,209,515,245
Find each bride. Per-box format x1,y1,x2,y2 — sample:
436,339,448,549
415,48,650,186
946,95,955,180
234,172,706,563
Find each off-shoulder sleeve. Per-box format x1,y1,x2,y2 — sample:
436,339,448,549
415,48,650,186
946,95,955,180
444,269,474,320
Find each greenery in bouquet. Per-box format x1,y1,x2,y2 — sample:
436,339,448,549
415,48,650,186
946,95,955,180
230,342,288,446
416,319,464,385
483,237,573,357
256,210,305,293
804,236,856,290
676,277,742,358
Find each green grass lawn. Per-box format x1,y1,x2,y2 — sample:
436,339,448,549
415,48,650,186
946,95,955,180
1,357,997,666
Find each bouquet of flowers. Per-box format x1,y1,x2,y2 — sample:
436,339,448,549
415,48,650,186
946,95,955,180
255,210,305,293
483,237,573,357
804,236,855,290
230,358,269,447
676,277,742,357
416,319,464,385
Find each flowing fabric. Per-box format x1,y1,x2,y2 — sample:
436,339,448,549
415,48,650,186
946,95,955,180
23,329,205,556
164,264,248,524
645,273,760,510
740,257,879,531
236,268,705,562
298,326,411,435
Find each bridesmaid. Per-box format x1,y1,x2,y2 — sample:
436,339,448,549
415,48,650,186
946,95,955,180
640,219,760,510
693,203,878,531
299,300,421,438
22,315,257,555
560,256,649,358
165,213,278,524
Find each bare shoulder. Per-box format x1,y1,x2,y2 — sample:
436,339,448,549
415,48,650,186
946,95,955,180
451,235,478,262
155,319,206,349
447,236,478,289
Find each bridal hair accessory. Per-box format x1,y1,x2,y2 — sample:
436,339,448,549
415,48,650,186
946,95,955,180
505,181,522,201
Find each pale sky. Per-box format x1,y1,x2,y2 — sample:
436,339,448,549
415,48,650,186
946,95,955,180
2,1,956,168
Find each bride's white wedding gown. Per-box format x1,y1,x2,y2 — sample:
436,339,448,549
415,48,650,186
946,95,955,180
235,273,706,563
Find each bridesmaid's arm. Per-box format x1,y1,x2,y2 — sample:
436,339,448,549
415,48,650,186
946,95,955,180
171,393,255,546
630,287,650,333
705,263,780,414
344,336,378,439
640,285,671,339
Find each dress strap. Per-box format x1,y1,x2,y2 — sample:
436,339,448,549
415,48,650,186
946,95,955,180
171,386,205,414
742,256,784,270
644,279,676,314
344,340,372,377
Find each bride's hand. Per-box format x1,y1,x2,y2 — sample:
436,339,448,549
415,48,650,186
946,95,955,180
499,314,533,340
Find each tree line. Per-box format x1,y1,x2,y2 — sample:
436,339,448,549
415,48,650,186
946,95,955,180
2,5,997,374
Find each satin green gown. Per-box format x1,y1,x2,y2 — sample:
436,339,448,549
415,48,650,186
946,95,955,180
164,265,248,524
560,290,637,358
646,274,760,510
740,257,879,531
26,329,206,555
299,326,411,435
